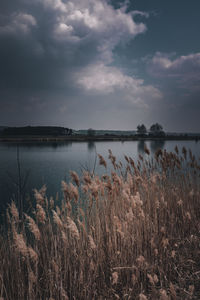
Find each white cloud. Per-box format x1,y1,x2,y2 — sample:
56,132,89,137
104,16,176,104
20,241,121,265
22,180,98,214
131,10,149,18
0,0,148,66
53,23,76,41
0,13,37,35
37,0,159,107
35,0,147,62
76,63,162,107
32,0,159,107
147,52,200,80
41,0,67,12
143,51,200,124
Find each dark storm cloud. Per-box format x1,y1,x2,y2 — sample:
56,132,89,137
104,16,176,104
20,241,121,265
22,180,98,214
0,2,96,90
0,0,162,129
0,0,146,90
0,0,200,131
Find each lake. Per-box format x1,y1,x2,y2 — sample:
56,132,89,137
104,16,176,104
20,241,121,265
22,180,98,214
0,140,200,213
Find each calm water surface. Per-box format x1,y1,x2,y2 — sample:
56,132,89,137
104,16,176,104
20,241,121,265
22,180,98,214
0,140,200,212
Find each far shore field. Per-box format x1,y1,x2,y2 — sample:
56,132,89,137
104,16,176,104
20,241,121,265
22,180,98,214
0,134,200,143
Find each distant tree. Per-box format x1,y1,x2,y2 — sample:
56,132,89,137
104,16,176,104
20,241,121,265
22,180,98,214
87,128,96,136
137,124,147,135
149,123,165,136
68,129,73,135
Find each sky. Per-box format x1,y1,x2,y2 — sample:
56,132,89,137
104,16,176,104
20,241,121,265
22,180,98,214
0,0,200,132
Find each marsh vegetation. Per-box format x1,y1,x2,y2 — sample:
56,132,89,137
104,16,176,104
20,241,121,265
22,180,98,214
0,147,200,299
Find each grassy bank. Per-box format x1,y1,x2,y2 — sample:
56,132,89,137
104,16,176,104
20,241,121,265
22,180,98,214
0,134,200,143
0,148,200,299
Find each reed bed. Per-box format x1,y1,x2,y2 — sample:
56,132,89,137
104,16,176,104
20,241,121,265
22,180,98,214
0,147,200,299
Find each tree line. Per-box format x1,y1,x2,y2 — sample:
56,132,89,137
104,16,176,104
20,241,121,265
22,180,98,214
1,126,73,136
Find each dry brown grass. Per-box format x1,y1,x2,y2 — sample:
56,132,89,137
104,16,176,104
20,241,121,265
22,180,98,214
0,147,200,299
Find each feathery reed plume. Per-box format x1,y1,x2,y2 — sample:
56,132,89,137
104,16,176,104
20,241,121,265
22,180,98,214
52,210,63,228
83,171,92,185
155,148,163,159
36,204,46,224
153,274,159,284
174,145,179,154
108,149,116,168
61,230,68,244
25,214,41,240
144,144,150,155
169,282,176,298
61,180,70,200
69,182,79,203
126,208,134,222
39,185,47,196
147,273,154,285
188,285,194,296
160,289,169,300
111,172,122,186
50,196,54,208
182,146,187,159
29,270,37,284
90,181,99,200
28,247,38,263
78,207,85,218
13,231,28,258
81,184,89,194
34,189,45,205
98,154,107,168
124,155,130,163
136,255,145,266
88,235,96,250
111,272,118,285
70,171,80,187
139,294,148,300
67,217,79,239
10,201,19,222
34,186,46,204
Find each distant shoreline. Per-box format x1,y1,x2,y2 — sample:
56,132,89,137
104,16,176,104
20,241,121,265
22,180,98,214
0,134,200,143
